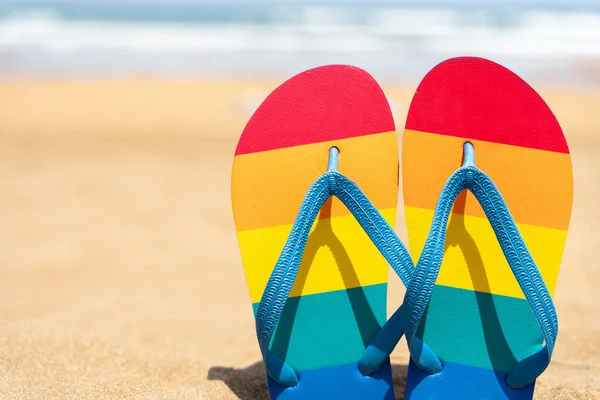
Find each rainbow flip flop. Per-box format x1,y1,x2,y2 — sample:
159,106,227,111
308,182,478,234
231,65,414,399
398,57,574,398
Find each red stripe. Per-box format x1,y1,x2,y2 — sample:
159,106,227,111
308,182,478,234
405,57,569,154
235,65,395,155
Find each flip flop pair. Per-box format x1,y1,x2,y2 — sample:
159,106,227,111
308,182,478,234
231,57,573,399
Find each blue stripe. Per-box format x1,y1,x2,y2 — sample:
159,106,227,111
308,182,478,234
405,359,535,400
268,359,394,400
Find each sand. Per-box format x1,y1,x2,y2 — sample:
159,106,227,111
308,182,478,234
0,77,599,399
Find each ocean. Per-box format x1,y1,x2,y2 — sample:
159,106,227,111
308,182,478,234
1,1,600,83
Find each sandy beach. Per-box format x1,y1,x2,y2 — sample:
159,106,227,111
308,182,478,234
0,77,599,399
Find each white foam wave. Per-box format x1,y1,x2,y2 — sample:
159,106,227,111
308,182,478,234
1,6,600,76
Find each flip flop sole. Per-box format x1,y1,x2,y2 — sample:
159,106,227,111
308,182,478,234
402,57,573,399
231,65,399,399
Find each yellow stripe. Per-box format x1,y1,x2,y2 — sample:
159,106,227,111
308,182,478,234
405,206,567,298
239,208,396,303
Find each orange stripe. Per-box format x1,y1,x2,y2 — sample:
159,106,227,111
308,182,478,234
402,130,573,230
232,131,398,232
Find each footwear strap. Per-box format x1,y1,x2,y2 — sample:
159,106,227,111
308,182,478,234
361,142,558,389
255,147,414,387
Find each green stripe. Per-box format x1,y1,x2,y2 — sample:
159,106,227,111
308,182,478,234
252,283,387,372
419,284,543,372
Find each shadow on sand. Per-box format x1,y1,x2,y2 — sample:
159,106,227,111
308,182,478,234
208,362,409,400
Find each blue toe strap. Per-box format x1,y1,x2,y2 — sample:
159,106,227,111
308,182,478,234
255,147,414,387
362,143,558,388
359,304,407,376
404,143,557,388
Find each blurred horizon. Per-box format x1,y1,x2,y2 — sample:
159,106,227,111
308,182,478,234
1,0,600,85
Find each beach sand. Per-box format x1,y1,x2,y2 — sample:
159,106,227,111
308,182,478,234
0,78,598,399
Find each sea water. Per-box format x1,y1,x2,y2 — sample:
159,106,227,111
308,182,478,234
1,0,599,84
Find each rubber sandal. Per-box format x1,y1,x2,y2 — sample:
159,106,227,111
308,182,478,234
358,57,573,399
231,65,414,399
400,56,574,398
